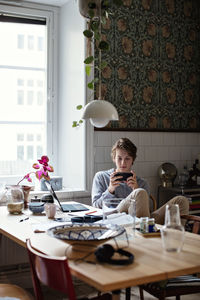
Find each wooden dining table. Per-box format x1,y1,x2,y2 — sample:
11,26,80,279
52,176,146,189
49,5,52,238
1,204,200,299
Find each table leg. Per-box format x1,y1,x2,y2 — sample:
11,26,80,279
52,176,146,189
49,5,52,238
126,287,131,300
112,290,121,300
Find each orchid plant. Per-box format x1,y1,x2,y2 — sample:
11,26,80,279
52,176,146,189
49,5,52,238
17,155,54,186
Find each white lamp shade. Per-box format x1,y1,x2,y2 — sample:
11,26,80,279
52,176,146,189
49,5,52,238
82,100,119,128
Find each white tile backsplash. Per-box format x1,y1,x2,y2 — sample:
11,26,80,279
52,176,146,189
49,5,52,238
157,146,169,162
151,132,164,145
138,132,152,145
175,133,187,145
163,132,176,145
168,146,181,161
94,147,105,163
93,131,200,199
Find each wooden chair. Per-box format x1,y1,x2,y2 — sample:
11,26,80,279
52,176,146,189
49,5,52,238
26,239,112,300
0,283,33,300
139,214,200,300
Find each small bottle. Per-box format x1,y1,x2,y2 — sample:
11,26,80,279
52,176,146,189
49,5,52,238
140,217,149,233
148,218,155,233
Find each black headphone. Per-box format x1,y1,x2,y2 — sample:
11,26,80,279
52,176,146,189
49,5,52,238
95,244,134,265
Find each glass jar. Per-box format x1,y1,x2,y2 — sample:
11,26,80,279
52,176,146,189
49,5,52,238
140,217,149,233
148,218,155,233
6,185,24,214
161,204,185,252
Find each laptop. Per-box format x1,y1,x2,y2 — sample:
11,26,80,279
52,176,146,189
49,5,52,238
44,181,89,212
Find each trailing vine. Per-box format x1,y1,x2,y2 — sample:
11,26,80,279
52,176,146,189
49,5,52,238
72,0,122,128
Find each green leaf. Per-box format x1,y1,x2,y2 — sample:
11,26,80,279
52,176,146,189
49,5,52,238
101,16,107,25
83,30,93,38
94,32,100,40
85,65,91,76
72,121,78,127
88,9,95,18
100,60,107,69
79,120,83,124
91,20,99,31
76,105,83,110
87,82,94,89
99,40,109,51
94,77,99,83
84,56,94,64
102,0,110,9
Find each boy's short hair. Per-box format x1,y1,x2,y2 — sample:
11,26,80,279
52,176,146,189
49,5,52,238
111,138,137,161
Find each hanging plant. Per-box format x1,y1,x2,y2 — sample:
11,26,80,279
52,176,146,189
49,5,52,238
72,0,123,128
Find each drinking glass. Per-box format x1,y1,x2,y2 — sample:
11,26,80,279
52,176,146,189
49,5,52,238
102,198,122,223
128,199,136,236
161,204,185,252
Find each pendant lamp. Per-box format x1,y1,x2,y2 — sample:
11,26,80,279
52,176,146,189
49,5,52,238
81,0,119,128
82,99,119,128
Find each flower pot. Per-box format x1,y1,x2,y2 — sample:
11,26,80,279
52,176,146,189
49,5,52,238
78,0,101,18
22,185,34,209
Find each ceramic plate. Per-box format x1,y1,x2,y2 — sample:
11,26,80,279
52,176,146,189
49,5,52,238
47,223,125,245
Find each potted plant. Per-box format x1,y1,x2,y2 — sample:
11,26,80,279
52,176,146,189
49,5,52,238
72,0,122,127
7,155,54,209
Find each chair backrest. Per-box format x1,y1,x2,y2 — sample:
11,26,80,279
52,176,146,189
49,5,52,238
181,214,200,234
26,239,76,300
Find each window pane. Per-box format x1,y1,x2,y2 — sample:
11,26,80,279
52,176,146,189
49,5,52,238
27,90,34,105
17,79,24,86
17,90,24,105
17,145,24,160
0,20,47,177
27,145,34,160
38,36,44,51
37,145,43,158
37,91,43,105
28,35,34,50
17,134,24,141
17,34,24,49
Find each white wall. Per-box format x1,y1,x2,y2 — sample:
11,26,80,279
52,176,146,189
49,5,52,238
93,131,200,199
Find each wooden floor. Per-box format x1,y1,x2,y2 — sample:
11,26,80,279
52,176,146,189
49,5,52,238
26,285,200,299
121,287,200,299
1,266,200,299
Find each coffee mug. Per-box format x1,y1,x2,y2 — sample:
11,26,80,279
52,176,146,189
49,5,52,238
45,203,56,219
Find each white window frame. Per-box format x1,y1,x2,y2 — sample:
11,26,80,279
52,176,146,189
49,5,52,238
0,1,94,200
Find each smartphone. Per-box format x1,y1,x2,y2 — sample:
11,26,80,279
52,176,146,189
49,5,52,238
114,172,133,181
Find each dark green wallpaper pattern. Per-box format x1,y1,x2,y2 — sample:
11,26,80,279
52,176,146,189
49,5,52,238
95,0,200,131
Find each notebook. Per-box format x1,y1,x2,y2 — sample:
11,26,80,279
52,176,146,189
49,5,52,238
44,181,89,212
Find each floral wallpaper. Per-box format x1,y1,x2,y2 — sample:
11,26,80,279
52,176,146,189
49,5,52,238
95,0,200,131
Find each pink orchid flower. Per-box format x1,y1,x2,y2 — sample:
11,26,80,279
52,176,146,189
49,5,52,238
17,155,54,185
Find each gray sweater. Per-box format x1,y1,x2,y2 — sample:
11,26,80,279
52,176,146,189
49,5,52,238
92,168,150,208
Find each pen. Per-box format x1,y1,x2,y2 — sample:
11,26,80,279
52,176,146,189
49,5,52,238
85,210,97,215
19,217,29,222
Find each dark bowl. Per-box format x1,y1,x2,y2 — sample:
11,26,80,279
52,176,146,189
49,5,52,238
29,202,45,214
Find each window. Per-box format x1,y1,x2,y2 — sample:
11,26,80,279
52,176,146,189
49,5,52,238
0,2,91,196
0,7,48,182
